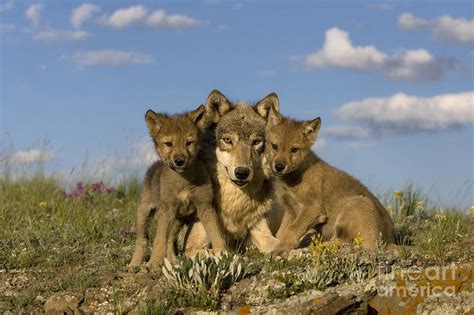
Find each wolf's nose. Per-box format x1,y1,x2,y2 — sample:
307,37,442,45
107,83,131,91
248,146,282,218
235,167,250,180
274,163,286,172
174,158,185,167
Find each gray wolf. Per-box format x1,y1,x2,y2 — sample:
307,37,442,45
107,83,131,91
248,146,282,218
264,105,395,255
129,105,227,269
183,90,281,254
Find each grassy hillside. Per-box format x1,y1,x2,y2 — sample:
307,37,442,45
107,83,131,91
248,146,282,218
0,173,472,313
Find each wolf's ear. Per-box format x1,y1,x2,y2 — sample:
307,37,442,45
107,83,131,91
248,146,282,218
188,105,206,130
255,92,280,119
267,104,282,127
204,90,232,124
145,110,164,133
303,117,321,142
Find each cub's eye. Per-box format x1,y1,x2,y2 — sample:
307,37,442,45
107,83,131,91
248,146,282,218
223,137,232,144
272,143,278,150
291,147,299,153
164,142,173,147
186,141,194,146
252,140,262,146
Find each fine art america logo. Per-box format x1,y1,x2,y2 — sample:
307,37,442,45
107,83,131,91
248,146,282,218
376,264,462,298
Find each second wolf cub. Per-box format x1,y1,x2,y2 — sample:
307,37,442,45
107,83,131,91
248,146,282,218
265,105,395,255
129,105,227,269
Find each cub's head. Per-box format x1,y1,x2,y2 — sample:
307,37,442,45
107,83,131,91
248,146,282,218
204,90,279,187
265,105,321,177
145,105,206,172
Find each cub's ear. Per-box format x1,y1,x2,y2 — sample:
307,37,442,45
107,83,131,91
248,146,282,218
188,104,207,130
204,90,232,124
267,104,282,127
303,117,321,143
255,92,280,119
145,110,164,133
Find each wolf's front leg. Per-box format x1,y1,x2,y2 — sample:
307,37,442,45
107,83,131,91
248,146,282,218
249,217,280,254
196,205,228,254
271,207,327,257
166,218,183,262
146,207,172,269
129,200,155,267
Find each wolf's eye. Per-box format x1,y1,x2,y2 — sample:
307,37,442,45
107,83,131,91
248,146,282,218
165,141,173,147
291,147,299,153
223,137,232,144
272,143,278,150
252,140,261,146
186,141,194,146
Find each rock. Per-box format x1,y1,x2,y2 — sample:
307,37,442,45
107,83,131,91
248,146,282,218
44,291,83,313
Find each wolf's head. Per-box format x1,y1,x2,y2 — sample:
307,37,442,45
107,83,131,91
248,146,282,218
265,105,321,177
204,90,279,187
145,105,206,172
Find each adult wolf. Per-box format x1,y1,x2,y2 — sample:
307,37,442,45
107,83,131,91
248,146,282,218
183,90,281,254
264,105,395,255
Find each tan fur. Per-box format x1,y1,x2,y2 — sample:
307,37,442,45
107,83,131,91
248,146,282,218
129,105,227,269
265,106,395,255
183,90,280,254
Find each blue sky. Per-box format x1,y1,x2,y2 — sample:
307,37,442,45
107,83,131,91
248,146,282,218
1,0,473,207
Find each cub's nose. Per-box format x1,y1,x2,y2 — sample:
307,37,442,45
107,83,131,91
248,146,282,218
235,167,250,180
274,163,286,173
174,158,185,167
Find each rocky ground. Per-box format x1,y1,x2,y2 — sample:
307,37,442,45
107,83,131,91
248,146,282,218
2,250,473,314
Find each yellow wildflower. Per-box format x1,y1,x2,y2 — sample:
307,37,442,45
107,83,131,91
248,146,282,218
470,205,474,217
394,191,402,201
434,212,446,222
39,201,48,208
416,201,424,212
353,232,364,246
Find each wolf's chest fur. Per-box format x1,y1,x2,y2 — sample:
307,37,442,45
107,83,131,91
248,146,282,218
214,164,271,238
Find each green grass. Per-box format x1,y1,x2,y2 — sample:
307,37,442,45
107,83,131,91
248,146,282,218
0,171,472,312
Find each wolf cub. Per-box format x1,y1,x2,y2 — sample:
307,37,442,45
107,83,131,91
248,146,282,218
265,105,395,256
129,105,227,269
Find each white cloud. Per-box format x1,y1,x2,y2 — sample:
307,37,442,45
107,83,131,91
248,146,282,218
95,139,157,175
34,29,92,42
98,5,199,30
71,3,100,29
25,4,43,26
399,13,474,44
306,28,387,70
98,5,147,29
304,27,454,81
336,91,474,135
9,149,55,164
67,50,154,68
146,9,199,29
0,0,15,13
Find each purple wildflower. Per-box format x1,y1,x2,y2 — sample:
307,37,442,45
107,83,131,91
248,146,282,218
91,181,105,193
119,226,137,240
106,187,116,194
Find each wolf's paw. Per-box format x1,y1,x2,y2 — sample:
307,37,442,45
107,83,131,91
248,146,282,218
145,260,163,271
269,243,295,259
209,248,228,257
